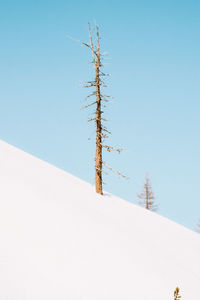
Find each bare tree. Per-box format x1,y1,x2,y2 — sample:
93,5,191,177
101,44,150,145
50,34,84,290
137,174,158,211
174,287,181,300
74,23,125,195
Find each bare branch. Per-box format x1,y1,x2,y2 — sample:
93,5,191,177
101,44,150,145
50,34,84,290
88,117,96,122
100,132,109,139
67,35,92,50
100,71,110,77
101,117,108,122
81,81,97,88
96,166,108,175
101,94,112,98
88,22,96,65
103,161,128,179
96,25,100,56
81,101,97,110
102,126,111,135
85,91,97,99
101,144,123,153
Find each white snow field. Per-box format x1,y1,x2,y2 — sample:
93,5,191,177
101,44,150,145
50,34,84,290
0,140,199,300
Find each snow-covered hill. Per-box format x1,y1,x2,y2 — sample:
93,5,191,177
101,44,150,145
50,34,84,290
0,140,199,300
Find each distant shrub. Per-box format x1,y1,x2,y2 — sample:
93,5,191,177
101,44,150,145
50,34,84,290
174,287,181,300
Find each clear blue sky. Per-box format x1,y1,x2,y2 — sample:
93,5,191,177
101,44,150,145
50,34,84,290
0,0,199,230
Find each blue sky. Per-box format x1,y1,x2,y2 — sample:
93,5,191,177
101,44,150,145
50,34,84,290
0,0,199,230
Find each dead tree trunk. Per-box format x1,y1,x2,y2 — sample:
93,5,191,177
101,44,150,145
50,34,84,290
74,23,126,195
95,58,103,194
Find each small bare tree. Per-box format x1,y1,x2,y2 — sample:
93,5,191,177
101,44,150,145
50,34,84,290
137,174,157,211
73,23,125,195
174,287,181,300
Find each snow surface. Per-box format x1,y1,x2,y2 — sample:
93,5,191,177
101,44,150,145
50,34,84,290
0,140,199,300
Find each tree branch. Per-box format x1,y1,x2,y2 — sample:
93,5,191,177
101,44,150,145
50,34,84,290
103,161,128,179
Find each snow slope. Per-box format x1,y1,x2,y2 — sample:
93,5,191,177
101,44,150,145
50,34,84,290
0,140,199,300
